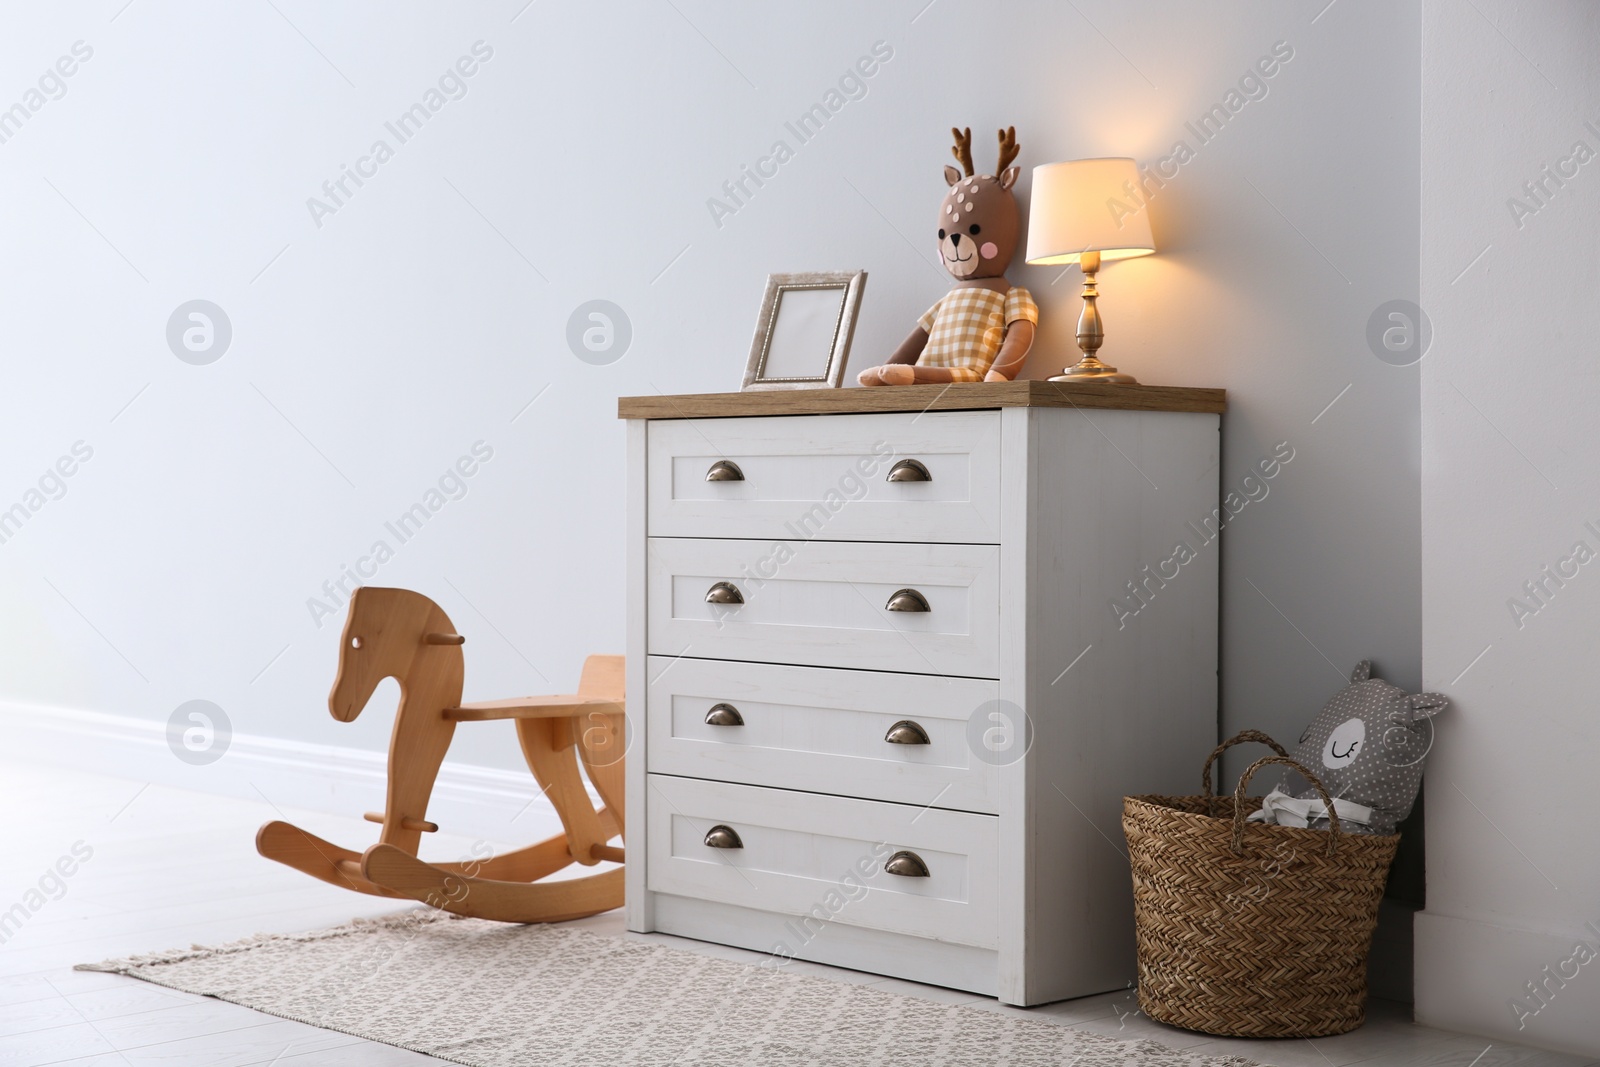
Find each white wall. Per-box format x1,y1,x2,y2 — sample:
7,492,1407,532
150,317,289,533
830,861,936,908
1417,0,1600,1055
2,1,1419,851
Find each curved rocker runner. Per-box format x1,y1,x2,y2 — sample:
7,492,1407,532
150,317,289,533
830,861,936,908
256,586,625,923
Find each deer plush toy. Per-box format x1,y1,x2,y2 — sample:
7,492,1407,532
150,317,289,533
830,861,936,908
858,126,1037,386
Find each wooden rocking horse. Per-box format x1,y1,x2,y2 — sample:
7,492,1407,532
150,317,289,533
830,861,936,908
256,586,625,923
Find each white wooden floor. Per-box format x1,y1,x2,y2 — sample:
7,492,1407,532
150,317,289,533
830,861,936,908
3,762,1593,1067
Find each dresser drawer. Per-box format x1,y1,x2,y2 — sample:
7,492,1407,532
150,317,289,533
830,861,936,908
646,657,1001,813
646,775,998,949
647,411,1001,543
646,538,1001,678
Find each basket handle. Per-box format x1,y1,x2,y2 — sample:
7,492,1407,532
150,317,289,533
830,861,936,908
1231,755,1343,857
1202,729,1289,798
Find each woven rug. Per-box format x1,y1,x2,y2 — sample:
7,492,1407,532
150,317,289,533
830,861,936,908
80,912,1256,1066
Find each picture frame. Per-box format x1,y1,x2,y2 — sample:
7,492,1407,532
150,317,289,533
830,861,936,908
742,270,867,391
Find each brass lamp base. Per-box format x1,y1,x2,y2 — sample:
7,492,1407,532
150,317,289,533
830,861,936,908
1050,249,1139,386
1049,356,1139,385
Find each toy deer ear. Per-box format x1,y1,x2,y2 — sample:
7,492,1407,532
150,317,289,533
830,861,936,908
944,165,963,187
1349,660,1372,684
999,166,1019,191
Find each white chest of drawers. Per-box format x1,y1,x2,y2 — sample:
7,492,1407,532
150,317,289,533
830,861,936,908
620,382,1225,1006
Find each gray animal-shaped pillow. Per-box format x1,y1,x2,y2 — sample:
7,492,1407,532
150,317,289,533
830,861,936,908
1289,661,1447,835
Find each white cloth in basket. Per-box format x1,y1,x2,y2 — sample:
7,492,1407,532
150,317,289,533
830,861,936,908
1247,787,1373,830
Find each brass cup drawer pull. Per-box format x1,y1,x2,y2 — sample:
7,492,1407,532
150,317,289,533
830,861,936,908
705,460,745,482
885,588,930,613
884,850,930,877
705,582,744,605
884,720,931,745
703,825,743,849
886,458,931,482
704,703,744,726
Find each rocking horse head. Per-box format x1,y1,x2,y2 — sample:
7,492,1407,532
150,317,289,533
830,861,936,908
938,126,1023,281
330,587,465,722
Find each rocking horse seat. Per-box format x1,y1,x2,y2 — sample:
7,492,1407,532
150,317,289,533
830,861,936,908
445,695,623,721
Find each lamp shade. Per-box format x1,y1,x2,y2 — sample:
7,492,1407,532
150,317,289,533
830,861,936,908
1025,157,1155,266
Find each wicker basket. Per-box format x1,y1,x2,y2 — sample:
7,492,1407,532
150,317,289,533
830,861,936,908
1122,730,1400,1038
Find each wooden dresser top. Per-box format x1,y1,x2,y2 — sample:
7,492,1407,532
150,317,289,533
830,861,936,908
618,380,1226,420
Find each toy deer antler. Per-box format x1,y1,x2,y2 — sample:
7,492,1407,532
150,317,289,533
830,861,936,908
995,126,1019,175
951,127,974,177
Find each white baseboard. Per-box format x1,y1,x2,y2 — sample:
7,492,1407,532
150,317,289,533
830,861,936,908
1416,910,1600,1058
2,700,572,844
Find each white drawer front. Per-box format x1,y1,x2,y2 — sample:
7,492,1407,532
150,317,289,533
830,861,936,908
646,657,1001,813
646,775,998,949
647,411,1001,543
647,538,1001,678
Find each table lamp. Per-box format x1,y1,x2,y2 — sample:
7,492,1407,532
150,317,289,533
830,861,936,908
1025,157,1155,384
